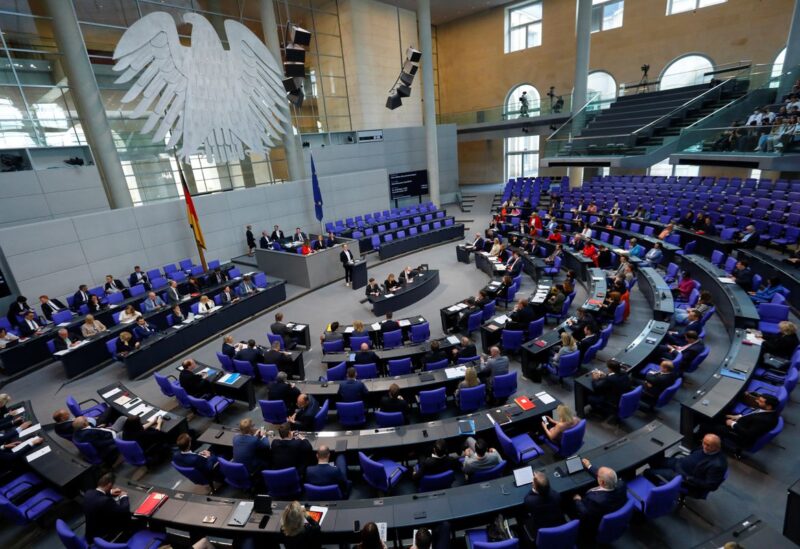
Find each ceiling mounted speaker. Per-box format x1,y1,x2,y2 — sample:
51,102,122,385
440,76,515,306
283,62,305,78
399,72,415,86
402,61,418,76
290,25,312,47
386,94,402,110
285,44,306,63
288,88,304,108
396,84,411,98
283,77,300,93
406,47,421,63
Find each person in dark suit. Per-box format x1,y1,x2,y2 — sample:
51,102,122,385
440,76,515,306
207,268,229,287
712,393,781,450
638,360,678,406
379,383,409,422
644,434,727,498
384,273,402,293
292,227,308,244
423,340,448,365
290,393,320,431
6,296,33,327
587,359,631,415
507,298,537,331
259,230,271,249
72,285,91,311
572,460,627,541
451,336,477,363
173,433,222,484
132,317,157,340
761,321,799,359
271,225,285,242
82,473,132,543
365,278,383,297
245,224,257,255
271,312,297,349
306,445,348,495
128,266,150,289
72,416,118,460
399,266,417,284
456,297,481,332
103,275,127,295
412,439,459,482
325,231,337,248
18,310,43,337
505,250,522,276
523,471,565,541
381,312,400,334
268,372,301,413
38,295,68,321
475,289,491,308
340,243,356,286
115,332,138,356
733,259,754,291
221,335,237,358
663,330,706,368
53,328,81,351
312,234,326,251
236,339,264,366
179,358,214,398
166,280,183,304
320,321,343,345
577,325,600,360
263,341,296,376
219,285,238,304
353,342,379,365
269,423,314,474
338,367,369,402
665,311,703,346
232,418,270,474
735,225,759,249
466,233,485,251
567,308,596,342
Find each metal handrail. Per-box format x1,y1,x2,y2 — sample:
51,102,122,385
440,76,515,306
545,91,602,140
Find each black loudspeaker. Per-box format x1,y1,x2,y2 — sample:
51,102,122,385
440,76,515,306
406,47,421,63
396,84,411,98
288,88,304,108
284,62,305,77
399,72,415,86
285,44,305,63
785,479,800,544
386,94,402,110
402,61,418,76
290,25,312,46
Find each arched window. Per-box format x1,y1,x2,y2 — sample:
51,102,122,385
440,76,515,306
659,54,714,91
587,71,617,109
506,84,540,119
771,48,786,88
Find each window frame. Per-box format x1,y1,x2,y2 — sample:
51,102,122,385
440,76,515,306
666,0,726,16
591,0,624,33
658,53,715,91
504,0,543,54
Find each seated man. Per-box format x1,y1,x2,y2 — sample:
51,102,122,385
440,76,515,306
379,383,409,422
72,416,123,461
412,438,458,482
53,328,82,351
141,291,166,312
353,342,380,365
587,359,632,416
706,393,781,451
83,473,131,543
506,298,536,331
638,360,678,406
733,260,754,291
479,346,509,388
523,471,565,541
132,317,157,340
270,312,298,350
567,308,597,342
381,312,400,333
306,445,349,496
219,285,238,304
269,422,314,474
643,434,727,498
423,340,448,365
173,433,223,485
505,251,522,276
337,367,369,402
267,372,301,413
290,393,320,431
262,340,295,375
238,275,257,296
18,310,43,337
662,330,706,367
543,285,567,316
462,437,501,479
236,339,265,366
365,278,383,298
72,285,91,311
577,325,600,360
451,336,477,363
456,297,481,332
571,460,627,542
232,418,270,474
221,335,238,358
103,275,127,295
39,294,68,322
665,310,703,346
128,266,150,289
179,358,214,398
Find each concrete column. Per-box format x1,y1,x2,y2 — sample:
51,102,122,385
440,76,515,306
259,0,307,182
567,0,592,189
44,0,133,209
417,0,440,206
778,1,800,98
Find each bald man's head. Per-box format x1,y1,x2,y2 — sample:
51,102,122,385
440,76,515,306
597,467,618,490
702,434,721,454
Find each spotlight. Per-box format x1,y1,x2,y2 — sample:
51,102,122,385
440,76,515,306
386,94,402,110
283,62,305,78
287,88,304,108
284,44,305,63
641,64,650,77
281,23,312,108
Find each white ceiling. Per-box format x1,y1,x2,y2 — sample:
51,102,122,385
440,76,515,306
375,0,512,25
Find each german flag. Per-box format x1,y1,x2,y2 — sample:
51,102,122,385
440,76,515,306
178,163,206,250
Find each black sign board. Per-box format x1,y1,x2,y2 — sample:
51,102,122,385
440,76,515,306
0,267,10,299
389,170,429,199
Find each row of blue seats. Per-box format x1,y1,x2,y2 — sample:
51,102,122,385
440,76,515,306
325,203,437,234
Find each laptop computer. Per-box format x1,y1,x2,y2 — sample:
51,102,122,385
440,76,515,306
565,455,584,475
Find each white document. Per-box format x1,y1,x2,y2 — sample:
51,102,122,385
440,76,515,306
9,407,24,416
371,323,381,331
535,391,556,404
718,276,736,284
219,373,234,384
344,326,354,333
316,431,337,438
129,403,153,417
398,319,410,327
495,315,509,325
26,446,51,462
377,522,388,542
53,350,69,356
293,324,306,331
102,388,122,399
447,335,460,345
444,366,467,379
148,410,168,421
745,332,763,346
447,305,460,312
513,466,534,487
58,322,71,327
11,438,35,453
17,423,41,437
384,293,395,297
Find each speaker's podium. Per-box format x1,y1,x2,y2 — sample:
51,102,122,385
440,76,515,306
351,258,368,290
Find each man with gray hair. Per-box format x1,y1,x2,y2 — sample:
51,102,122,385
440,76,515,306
53,327,81,351
572,458,627,542
267,371,300,414
479,346,509,388
735,224,759,249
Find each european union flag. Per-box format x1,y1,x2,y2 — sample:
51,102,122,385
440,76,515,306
311,154,324,221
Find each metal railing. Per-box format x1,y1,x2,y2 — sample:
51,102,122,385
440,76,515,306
436,96,573,125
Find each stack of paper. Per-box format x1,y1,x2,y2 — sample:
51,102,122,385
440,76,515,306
371,322,381,331
495,315,509,325
535,391,556,404
102,387,121,399
25,446,51,462
398,319,410,327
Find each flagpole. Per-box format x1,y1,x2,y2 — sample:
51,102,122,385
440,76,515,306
176,156,208,271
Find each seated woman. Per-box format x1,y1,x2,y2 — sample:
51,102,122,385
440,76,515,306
455,366,480,406
87,294,106,314
115,331,139,357
351,320,368,338
300,240,313,256
542,404,580,443
679,211,695,229
81,314,107,338
384,273,402,293
118,304,141,324
496,275,514,301
597,291,621,322
750,276,787,304
581,240,598,266
280,500,321,549
550,332,577,366
488,238,503,257
699,216,716,235
197,295,215,313
562,270,577,295
761,321,799,360
693,212,707,231
674,270,696,301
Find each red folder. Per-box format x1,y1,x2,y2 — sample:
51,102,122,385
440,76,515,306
134,492,168,517
514,396,535,411
533,340,546,347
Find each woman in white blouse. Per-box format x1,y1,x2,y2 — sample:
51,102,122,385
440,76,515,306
81,314,107,337
118,304,142,324
197,295,215,313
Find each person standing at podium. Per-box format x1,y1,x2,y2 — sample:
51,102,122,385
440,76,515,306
245,225,256,256
340,244,355,286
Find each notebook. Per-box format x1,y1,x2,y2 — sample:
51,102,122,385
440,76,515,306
514,396,535,411
566,456,584,475
513,466,534,487
458,419,476,435
134,492,168,517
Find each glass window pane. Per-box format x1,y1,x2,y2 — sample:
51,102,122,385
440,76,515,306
506,84,540,118
591,7,602,32
510,28,526,52
526,23,541,48
698,0,726,7
668,0,695,15
603,2,623,29
660,55,713,90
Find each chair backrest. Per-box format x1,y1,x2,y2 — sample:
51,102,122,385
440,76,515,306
469,459,506,482
349,335,371,349
557,349,581,378
326,362,346,381
107,292,125,305
65,395,83,417
217,457,252,490
492,372,517,400
304,483,344,500
313,399,330,431
216,352,235,372
186,394,215,417
233,359,256,377
56,519,88,549
583,340,602,364
557,418,586,457
482,300,497,322
336,401,366,426
382,329,403,349
387,358,412,376
501,329,524,352
375,411,405,427
172,386,194,409
410,322,430,343
115,438,147,466
599,324,613,349
458,355,481,364
354,363,378,379
179,258,193,271
154,373,177,397
748,416,784,452
425,359,449,371
758,303,790,323
322,339,345,353
527,318,545,340
655,377,683,409
618,385,643,419
418,470,455,492
643,474,682,518
494,422,520,463
467,311,483,333
52,310,73,324
172,461,210,486
596,498,636,544
261,467,301,499
73,440,103,465
686,345,710,372
418,387,447,415
473,540,519,549
613,302,625,325
536,519,580,549
710,250,725,266
267,333,284,350
459,384,486,412
259,399,288,424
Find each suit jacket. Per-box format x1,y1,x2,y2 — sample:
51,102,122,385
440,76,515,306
523,491,564,535
505,257,522,276
104,280,126,294
731,410,779,447
271,230,285,241
508,304,536,329
415,454,459,479
338,379,368,402
679,340,706,367
674,449,728,493
53,333,81,351
340,249,355,265
306,463,347,491
578,333,600,359
734,267,754,290
381,320,400,333
236,346,264,366
271,321,294,341
219,290,236,304
72,290,91,310
82,488,131,543
574,472,628,534
424,349,448,364
379,395,409,417
73,426,116,456
267,381,301,411
762,332,800,359
179,369,213,398
167,286,182,304
399,270,417,283
680,320,703,337
263,348,294,373
365,283,383,297
260,236,271,249
470,237,485,250
312,239,326,251
173,450,216,477
133,323,156,340
221,343,236,359
738,231,759,249
642,371,678,401
482,355,509,381
270,437,314,472
41,299,67,321
591,372,632,404
128,272,149,287
232,434,270,473
453,343,477,361
292,232,307,243
18,317,42,337
142,296,165,312
353,350,379,364
292,395,320,431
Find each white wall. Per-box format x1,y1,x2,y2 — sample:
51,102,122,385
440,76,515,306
0,168,390,303
340,0,423,131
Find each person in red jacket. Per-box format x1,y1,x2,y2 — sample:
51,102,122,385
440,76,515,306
582,241,599,266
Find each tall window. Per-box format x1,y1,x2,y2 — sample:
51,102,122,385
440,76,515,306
659,55,714,90
771,48,786,88
592,0,624,33
587,71,617,109
505,134,540,180
648,159,699,177
506,84,540,119
505,1,543,53
667,0,726,15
